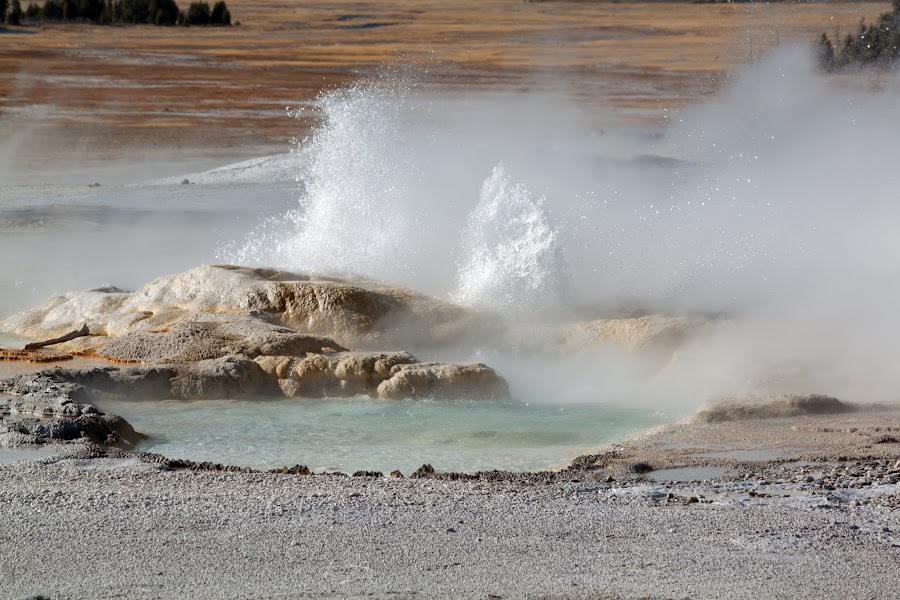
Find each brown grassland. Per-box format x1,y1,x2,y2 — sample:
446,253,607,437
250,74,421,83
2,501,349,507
0,0,890,172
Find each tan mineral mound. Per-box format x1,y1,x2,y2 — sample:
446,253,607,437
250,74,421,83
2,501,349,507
1,265,502,351
0,265,511,402
691,394,860,424
553,312,717,367
2,265,717,363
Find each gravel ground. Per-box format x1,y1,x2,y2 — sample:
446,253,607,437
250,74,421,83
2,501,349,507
1,456,899,600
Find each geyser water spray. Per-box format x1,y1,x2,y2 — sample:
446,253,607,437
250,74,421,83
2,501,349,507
453,163,569,317
221,80,581,315
222,46,900,405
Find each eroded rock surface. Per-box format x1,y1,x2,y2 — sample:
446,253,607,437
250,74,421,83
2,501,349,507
96,318,346,363
557,313,715,365
692,394,857,424
0,373,143,448
1,265,501,351
376,362,510,400
257,351,415,398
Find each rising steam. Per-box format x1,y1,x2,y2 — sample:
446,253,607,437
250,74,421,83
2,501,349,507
219,45,900,406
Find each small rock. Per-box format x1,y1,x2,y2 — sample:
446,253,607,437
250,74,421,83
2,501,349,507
389,470,404,479
352,470,383,478
271,464,311,476
628,462,653,474
411,464,435,479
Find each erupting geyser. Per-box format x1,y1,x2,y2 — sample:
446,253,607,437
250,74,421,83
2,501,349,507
220,46,900,405
453,163,568,317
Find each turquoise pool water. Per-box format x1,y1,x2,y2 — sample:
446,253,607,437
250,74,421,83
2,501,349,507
99,396,669,474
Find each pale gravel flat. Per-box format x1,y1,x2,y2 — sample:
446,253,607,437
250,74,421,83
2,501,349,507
1,457,898,600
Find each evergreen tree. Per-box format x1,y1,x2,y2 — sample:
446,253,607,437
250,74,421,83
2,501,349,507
77,0,102,21
61,0,75,20
210,0,227,25
118,0,149,22
149,0,177,24
186,0,209,25
8,0,22,23
0,0,9,23
41,0,64,20
840,32,861,65
816,33,835,71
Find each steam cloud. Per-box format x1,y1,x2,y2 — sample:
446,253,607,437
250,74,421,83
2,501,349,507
221,45,900,407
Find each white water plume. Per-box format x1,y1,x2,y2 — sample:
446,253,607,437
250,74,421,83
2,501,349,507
219,82,426,279
219,79,591,310
454,163,568,316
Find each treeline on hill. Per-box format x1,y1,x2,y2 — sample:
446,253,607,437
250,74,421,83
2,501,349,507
0,0,230,25
818,0,900,70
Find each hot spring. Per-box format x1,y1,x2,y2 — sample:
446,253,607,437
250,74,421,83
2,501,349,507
3,47,900,471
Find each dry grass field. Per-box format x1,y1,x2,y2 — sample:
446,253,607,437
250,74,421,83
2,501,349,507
0,0,890,175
